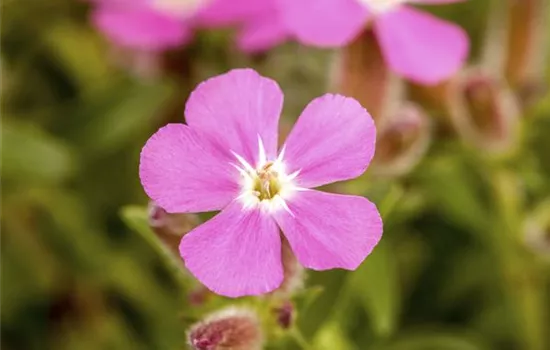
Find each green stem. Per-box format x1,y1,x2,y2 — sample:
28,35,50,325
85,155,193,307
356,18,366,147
291,328,315,350
489,169,546,350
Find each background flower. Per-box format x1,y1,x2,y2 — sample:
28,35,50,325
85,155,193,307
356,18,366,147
277,0,469,84
90,0,288,54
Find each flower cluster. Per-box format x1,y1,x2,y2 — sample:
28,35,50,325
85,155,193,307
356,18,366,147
91,0,468,84
90,0,288,54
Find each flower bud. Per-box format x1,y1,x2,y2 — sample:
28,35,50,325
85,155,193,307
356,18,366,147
372,102,431,177
188,307,263,350
446,68,520,154
148,201,199,255
270,239,305,297
504,0,548,95
188,285,212,306
479,0,548,108
331,29,404,124
107,46,163,80
274,301,294,329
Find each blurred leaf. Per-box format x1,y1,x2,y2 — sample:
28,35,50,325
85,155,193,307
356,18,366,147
313,322,357,350
43,20,115,92
120,205,155,246
293,286,324,313
1,119,76,184
438,250,491,307
383,331,487,350
120,205,189,290
72,80,175,156
298,270,348,339
419,155,490,234
350,240,399,338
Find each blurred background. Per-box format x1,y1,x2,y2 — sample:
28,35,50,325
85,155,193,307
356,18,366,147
2,0,550,349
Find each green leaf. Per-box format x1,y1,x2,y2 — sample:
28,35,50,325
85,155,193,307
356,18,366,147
383,331,487,350
350,240,399,338
312,322,357,350
43,20,115,92
119,205,190,289
419,155,490,234
293,286,324,313
1,119,76,184
72,80,175,156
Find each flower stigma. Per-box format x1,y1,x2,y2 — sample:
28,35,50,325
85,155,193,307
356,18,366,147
232,137,301,215
357,0,408,14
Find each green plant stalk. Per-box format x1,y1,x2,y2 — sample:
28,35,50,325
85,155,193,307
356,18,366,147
290,327,315,350
488,168,546,350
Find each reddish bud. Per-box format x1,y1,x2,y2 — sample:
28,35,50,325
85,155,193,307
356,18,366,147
270,239,305,297
188,285,212,306
446,68,520,154
504,0,548,96
331,29,404,125
188,307,263,350
274,301,294,329
148,201,200,255
372,102,431,177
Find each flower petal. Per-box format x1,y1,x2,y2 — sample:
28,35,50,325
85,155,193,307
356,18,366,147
237,14,289,53
274,190,382,270
374,6,469,84
139,124,239,213
195,0,271,27
185,69,283,165
180,202,283,297
282,94,376,188
277,0,369,47
91,6,191,51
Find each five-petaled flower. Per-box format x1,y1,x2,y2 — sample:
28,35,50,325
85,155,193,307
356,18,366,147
278,0,469,84
139,69,383,297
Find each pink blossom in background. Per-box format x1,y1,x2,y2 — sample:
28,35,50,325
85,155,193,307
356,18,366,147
90,0,288,53
139,69,383,297
90,0,195,52
277,0,469,84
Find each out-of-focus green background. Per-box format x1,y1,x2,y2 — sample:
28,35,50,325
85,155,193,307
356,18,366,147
2,0,550,349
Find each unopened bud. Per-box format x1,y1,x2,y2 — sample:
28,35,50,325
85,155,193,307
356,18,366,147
148,201,200,255
274,301,294,329
504,0,548,97
107,46,163,80
188,285,212,306
479,0,548,108
524,200,550,258
270,239,305,297
331,29,404,124
446,68,520,154
372,102,431,177
188,307,263,350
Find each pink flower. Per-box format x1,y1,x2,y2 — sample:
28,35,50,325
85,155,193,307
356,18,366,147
277,0,469,84
90,0,195,52
139,69,383,297
90,0,288,53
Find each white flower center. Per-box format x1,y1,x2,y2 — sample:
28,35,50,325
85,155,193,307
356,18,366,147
151,0,207,18
357,0,408,14
232,137,300,215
